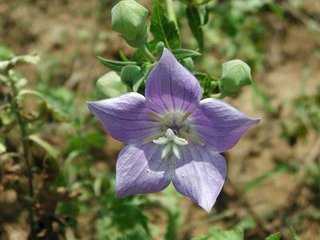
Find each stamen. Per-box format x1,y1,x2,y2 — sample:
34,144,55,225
165,129,175,139
161,144,172,159
181,112,192,122
172,145,181,159
152,136,168,145
174,136,188,146
153,128,188,160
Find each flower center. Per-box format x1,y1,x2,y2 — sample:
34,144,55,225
159,111,192,134
153,128,188,160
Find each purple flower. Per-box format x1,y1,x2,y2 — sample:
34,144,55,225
88,49,259,212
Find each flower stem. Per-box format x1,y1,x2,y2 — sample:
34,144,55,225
165,0,178,27
141,44,156,62
6,68,36,238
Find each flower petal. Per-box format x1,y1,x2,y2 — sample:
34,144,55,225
145,48,202,113
116,143,172,197
88,92,159,144
172,144,226,212
190,98,260,152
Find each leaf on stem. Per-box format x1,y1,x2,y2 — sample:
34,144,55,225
29,134,59,160
97,56,137,72
186,4,204,50
150,0,180,49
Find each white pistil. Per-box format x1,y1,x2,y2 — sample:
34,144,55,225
172,145,180,159
153,128,188,160
152,136,168,145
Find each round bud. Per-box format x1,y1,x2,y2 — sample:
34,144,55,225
96,71,127,98
111,0,149,47
121,65,142,87
219,59,252,96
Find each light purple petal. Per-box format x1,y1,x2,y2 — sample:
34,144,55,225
145,48,202,113
172,144,226,212
116,143,172,197
88,92,159,144
190,98,260,152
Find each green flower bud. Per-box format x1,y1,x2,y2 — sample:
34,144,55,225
111,0,149,47
155,41,165,55
121,65,143,87
96,71,127,98
219,59,252,96
182,57,194,71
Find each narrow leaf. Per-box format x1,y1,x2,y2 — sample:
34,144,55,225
150,0,180,49
0,141,6,154
29,134,59,159
97,56,137,72
172,48,201,59
186,5,204,50
266,233,281,240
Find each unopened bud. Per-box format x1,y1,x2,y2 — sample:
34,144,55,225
219,59,252,96
111,0,149,47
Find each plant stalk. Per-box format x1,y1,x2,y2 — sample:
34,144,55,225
165,0,178,27
141,45,156,62
6,69,36,238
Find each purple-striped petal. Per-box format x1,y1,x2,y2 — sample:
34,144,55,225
145,48,202,113
88,92,159,144
116,143,172,197
190,98,260,152
172,144,226,212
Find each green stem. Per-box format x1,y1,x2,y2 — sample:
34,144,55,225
6,69,36,238
166,0,178,27
141,45,156,62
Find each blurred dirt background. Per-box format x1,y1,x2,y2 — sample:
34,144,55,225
1,0,320,239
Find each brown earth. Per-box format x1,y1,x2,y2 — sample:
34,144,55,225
1,0,320,239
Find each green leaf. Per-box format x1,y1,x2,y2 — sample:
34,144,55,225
195,72,219,97
0,140,6,154
289,228,300,240
115,227,150,240
67,131,105,153
164,211,179,240
182,57,195,71
186,4,204,50
235,217,256,231
0,45,14,61
97,56,137,72
108,199,151,236
96,71,127,98
266,233,281,240
193,227,244,240
28,134,59,159
0,106,15,126
15,54,40,65
8,70,27,88
150,0,180,49
0,54,39,71
17,89,46,103
132,63,154,92
93,175,103,197
172,48,201,59
132,75,146,92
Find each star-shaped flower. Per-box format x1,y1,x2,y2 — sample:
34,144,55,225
88,49,259,212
